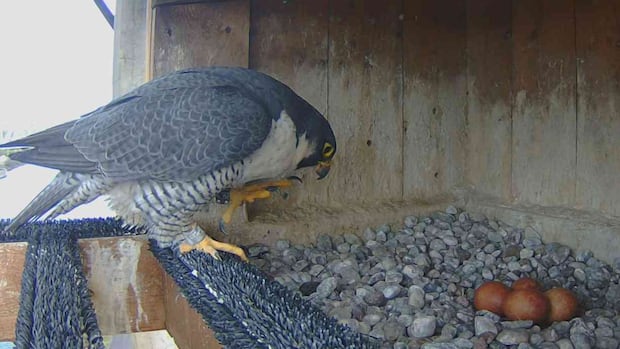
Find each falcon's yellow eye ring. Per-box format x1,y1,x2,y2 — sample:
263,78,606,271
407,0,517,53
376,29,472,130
322,143,334,158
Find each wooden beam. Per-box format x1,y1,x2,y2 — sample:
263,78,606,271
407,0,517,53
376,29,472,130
0,242,26,342
163,273,221,349
0,237,166,341
80,237,166,335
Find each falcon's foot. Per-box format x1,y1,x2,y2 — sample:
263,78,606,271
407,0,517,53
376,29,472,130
219,177,301,233
179,235,248,262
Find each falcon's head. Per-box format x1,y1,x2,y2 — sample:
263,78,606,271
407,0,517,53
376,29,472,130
281,94,336,180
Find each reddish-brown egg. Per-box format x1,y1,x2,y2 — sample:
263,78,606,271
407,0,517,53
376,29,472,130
502,289,550,323
545,288,579,322
512,277,541,291
474,281,512,316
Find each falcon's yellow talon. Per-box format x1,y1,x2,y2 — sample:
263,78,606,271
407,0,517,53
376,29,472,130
180,236,248,262
220,179,296,226
179,243,192,254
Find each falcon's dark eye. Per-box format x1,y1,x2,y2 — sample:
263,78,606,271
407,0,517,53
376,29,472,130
322,142,334,158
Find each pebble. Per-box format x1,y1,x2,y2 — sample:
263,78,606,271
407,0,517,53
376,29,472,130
363,313,383,327
409,316,437,338
315,276,337,298
376,230,387,242
520,248,534,259
404,216,418,228
596,337,619,349
364,290,387,307
421,343,460,349
250,209,620,349
316,234,333,251
541,328,560,342
569,333,593,348
292,259,309,272
299,281,319,296
384,320,405,341
440,323,458,339
530,333,544,345
343,233,362,245
408,285,426,309
501,320,534,329
381,284,402,300
555,338,574,349
475,316,498,336
247,244,269,257
496,329,530,345
336,242,350,254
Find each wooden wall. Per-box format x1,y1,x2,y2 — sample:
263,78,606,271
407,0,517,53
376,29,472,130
466,0,619,218
118,0,620,218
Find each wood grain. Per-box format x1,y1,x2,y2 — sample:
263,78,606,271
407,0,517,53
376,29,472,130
465,0,513,201
152,0,250,77
151,0,252,232
247,0,330,212
511,0,577,206
575,0,620,216
79,237,166,335
0,242,26,341
403,0,467,199
164,273,220,349
0,238,165,341
153,0,228,7
113,0,150,97
326,0,404,204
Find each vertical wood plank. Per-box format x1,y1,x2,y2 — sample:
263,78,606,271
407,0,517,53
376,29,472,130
0,243,26,341
403,0,467,199
466,0,513,200
80,238,166,335
164,274,220,349
248,0,330,210
150,4,250,344
511,0,577,206
249,0,328,113
326,0,404,204
113,0,150,97
575,0,620,216
152,0,250,77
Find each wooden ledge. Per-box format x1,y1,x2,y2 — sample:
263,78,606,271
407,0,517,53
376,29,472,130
0,237,165,341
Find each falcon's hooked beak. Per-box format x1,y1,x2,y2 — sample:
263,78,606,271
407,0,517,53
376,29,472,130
315,160,331,180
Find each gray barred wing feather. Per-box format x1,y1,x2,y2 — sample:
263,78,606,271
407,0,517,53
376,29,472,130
66,85,272,182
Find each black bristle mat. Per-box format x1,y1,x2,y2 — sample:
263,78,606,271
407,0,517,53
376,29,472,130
151,242,379,349
1,219,377,348
12,223,104,349
0,217,142,243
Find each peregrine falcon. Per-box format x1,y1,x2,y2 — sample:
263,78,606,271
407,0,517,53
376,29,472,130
0,67,336,261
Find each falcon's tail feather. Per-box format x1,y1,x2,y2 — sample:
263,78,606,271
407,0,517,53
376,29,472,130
0,155,25,179
0,119,98,173
4,172,80,233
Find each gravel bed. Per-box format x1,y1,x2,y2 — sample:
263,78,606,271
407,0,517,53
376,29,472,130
249,206,620,349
